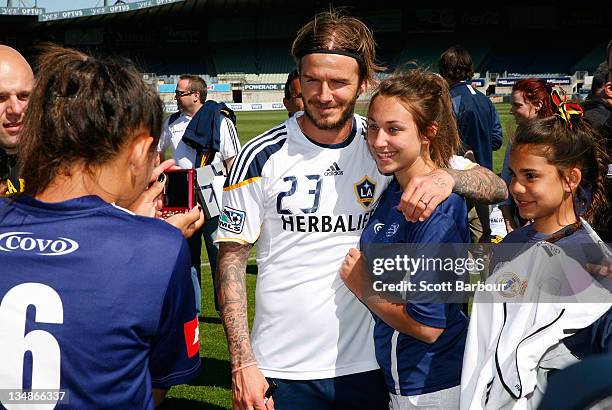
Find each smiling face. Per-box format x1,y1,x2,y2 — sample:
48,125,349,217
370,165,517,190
366,95,433,187
298,53,364,141
0,48,34,154
508,144,578,234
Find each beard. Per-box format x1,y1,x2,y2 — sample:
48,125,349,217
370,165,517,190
303,92,359,131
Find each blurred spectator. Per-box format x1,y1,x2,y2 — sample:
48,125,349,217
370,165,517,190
439,45,504,243
283,69,304,116
0,45,33,196
582,57,612,242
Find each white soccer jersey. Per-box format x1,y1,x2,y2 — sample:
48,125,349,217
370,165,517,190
159,111,241,202
216,113,391,379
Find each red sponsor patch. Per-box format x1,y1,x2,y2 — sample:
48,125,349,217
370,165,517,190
183,316,200,358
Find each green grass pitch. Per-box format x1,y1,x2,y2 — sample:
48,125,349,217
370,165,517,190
160,103,514,409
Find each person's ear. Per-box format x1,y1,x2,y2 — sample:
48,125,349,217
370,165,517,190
358,79,367,96
422,122,438,145
565,167,582,193
603,81,612,99
533,100,543,114
129,130,154,174
426,122,439,138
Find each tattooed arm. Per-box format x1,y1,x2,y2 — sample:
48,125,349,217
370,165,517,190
446,166,508,204
217,242,273,410
398,165,508,222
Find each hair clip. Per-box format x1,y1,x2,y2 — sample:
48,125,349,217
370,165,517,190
52,92,78,100
551,89,583,129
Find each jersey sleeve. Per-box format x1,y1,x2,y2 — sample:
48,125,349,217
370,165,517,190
158,117,171,153
449,155,478,171
404,205,467,329
406,303,449,329
500,146,512,205
215,175,264,244
149,240,201,388
215,124,287,244
218,117,241,161
563,308,612,357
490,101,503,151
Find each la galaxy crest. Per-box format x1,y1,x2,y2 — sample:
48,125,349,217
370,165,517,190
353,176,376,210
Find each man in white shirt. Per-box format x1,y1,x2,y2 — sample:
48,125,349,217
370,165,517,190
159,75,240,312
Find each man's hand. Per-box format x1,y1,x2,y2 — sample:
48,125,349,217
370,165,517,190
232,365,274,410
340,248,368,300
166,206,205,238
398,169,454,222
587,259,612,280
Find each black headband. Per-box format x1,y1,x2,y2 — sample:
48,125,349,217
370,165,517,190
297,48,364,64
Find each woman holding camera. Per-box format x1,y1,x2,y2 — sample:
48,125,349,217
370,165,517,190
0,46,200,409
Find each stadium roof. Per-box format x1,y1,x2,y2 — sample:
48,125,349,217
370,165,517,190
6,0,318,27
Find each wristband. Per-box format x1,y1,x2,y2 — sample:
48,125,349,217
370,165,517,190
231,361,257,374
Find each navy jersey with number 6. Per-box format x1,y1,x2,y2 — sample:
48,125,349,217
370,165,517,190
0,195,200,409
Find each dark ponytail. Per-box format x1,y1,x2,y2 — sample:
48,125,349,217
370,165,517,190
19,44,163,196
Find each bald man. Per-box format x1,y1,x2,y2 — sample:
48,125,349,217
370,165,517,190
0,45,34,196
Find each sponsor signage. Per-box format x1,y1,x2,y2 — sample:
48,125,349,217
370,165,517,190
225,102,286,112
471,79,485,87
164,103,178,113
158,83,231,93
244,83,284,91
165,102,285,113
39,0,183,22
497,77,572,86
210,83,231,92
0,232,79,256
0,7,43,16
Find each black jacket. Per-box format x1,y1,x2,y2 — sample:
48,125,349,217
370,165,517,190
582,96,612,154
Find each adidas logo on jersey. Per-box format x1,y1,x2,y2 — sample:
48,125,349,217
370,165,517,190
324,162,343,176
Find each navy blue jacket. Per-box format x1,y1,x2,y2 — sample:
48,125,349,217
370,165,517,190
449,81,503,170
170,100,236,167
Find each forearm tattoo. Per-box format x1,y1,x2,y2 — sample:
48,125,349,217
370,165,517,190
447,166,508,204
217,242,255,368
